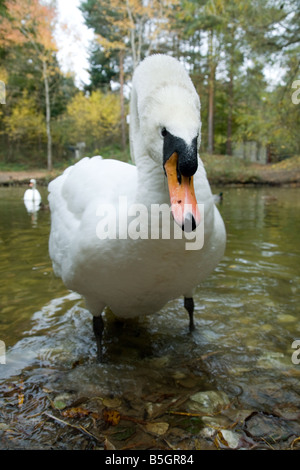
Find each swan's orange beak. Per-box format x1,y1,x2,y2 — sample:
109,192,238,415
164,152,200,232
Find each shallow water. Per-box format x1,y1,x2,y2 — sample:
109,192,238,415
0,185,299,450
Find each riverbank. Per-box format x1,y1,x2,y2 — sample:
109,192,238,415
0,154,299,187
0,169,56,186
201,154,300,187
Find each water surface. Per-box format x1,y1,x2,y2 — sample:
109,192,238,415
0,185,299,450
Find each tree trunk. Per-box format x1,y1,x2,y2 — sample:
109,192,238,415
119,50,127,153
226,28,235,156
226,64,233,156
42,58,52,171
126,0,137,69
207,29,215,155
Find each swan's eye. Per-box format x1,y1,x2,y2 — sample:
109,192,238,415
161,127,167,137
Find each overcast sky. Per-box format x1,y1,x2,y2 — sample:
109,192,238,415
54,0,94,88
53,0,285,91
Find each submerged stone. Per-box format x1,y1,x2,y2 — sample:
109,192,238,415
257,351,291,370
277,314,297,323
187,390,230,414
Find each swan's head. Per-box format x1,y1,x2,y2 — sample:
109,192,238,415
29,178,36,188
131,55,201,232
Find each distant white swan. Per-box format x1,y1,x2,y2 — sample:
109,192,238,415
48,54,226,360
24,178,42,213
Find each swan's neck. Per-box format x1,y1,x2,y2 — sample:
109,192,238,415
130,87,169,206
136,157,169,206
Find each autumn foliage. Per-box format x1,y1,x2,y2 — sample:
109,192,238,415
0,0,299,168
0,0,56,50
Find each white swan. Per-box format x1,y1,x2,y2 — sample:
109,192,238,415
24,178,42,213
48,54,226,360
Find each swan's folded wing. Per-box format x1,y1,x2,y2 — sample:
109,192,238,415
48,156,137,281
48,165,79,278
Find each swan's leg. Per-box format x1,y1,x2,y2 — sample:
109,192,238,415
184,297,195,332
93,315,104,362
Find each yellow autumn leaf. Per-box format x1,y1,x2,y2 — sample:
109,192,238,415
61,407,90,419
102,409,121,426
18,394,24,407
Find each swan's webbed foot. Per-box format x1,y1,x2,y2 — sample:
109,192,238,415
184,297,195,332
93,315,104,362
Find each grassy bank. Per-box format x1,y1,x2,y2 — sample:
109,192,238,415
201,153,261,184
0,152,299,187
202,154,300,186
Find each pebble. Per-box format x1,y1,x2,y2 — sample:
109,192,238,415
187,390,230,414
277,314,297,323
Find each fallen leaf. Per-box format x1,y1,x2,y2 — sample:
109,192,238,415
291,437,300,449
145,422,169,436
215,429,240,449
102,409,121,426
18,394,24,407
62,407,90,419
104,438,116,450
52,393,74,410
53,400,67,410
102,397,122,408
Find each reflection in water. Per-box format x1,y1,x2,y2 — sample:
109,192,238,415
0,186,299,449
23,201,40,226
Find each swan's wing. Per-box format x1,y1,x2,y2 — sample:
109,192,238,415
48,165,78,278
34,190,42,202
23,189,41,201
48,156,137,281
23,189,30,201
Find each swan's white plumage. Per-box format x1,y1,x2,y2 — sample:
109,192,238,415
48,54,226,324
